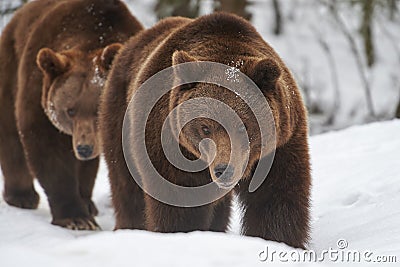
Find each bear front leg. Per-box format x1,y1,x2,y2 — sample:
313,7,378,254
209,192,233,232
0,119,39,209
237,137,311,249
144,194,215,233
19,121,98,230
76,158,99,217
0,77,39,209
111,170,146,230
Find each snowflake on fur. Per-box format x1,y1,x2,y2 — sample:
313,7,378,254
225,66,240,83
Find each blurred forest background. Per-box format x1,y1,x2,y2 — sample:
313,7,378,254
1,0,400,134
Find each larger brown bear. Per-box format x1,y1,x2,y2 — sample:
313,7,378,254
100,13,311,248
0,0,143,229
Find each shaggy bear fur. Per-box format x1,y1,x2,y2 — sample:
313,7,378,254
100,13,311,248
0,0,142,230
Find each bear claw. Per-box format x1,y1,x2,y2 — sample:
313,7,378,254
52,217,101,231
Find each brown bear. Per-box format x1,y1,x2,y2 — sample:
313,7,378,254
0,0,143,230
100,13,311,248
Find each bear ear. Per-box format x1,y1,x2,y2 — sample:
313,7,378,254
249,58,281,91
37,48,70,78
100,43,123,71
172,51,206,91
172,50,197,66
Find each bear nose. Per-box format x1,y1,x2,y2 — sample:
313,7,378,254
214,164,235,184
77,145,93,159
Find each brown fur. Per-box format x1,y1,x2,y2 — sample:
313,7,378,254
0,0,143,229
100,13,310,248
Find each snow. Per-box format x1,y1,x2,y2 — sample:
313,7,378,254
91,57,106,87
310,120,400,256
1,0,400,266
225,66,241,83
1,120,399,266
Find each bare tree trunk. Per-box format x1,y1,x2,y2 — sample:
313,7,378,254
396,101,400,118
360,0,375,67
272,0,283,35
388,0,397,21
328,1,376,118
214,0,252,21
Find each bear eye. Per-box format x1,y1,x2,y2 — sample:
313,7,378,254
201,126,211,136
67,108,76,117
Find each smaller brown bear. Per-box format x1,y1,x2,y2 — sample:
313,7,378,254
100,13,311,248
0,0,143,229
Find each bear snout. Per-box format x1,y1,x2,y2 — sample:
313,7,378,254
76,145,94,159
213,164,235,188
72,119,100,160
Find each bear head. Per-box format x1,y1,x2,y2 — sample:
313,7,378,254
37,43,122,160
169,51,282,189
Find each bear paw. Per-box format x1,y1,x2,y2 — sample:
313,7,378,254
52,217,101,231
3,189,40,209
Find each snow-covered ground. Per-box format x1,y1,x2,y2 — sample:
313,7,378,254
1,120,399,266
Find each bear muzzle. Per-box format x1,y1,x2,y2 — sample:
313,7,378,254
72,120,100,160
